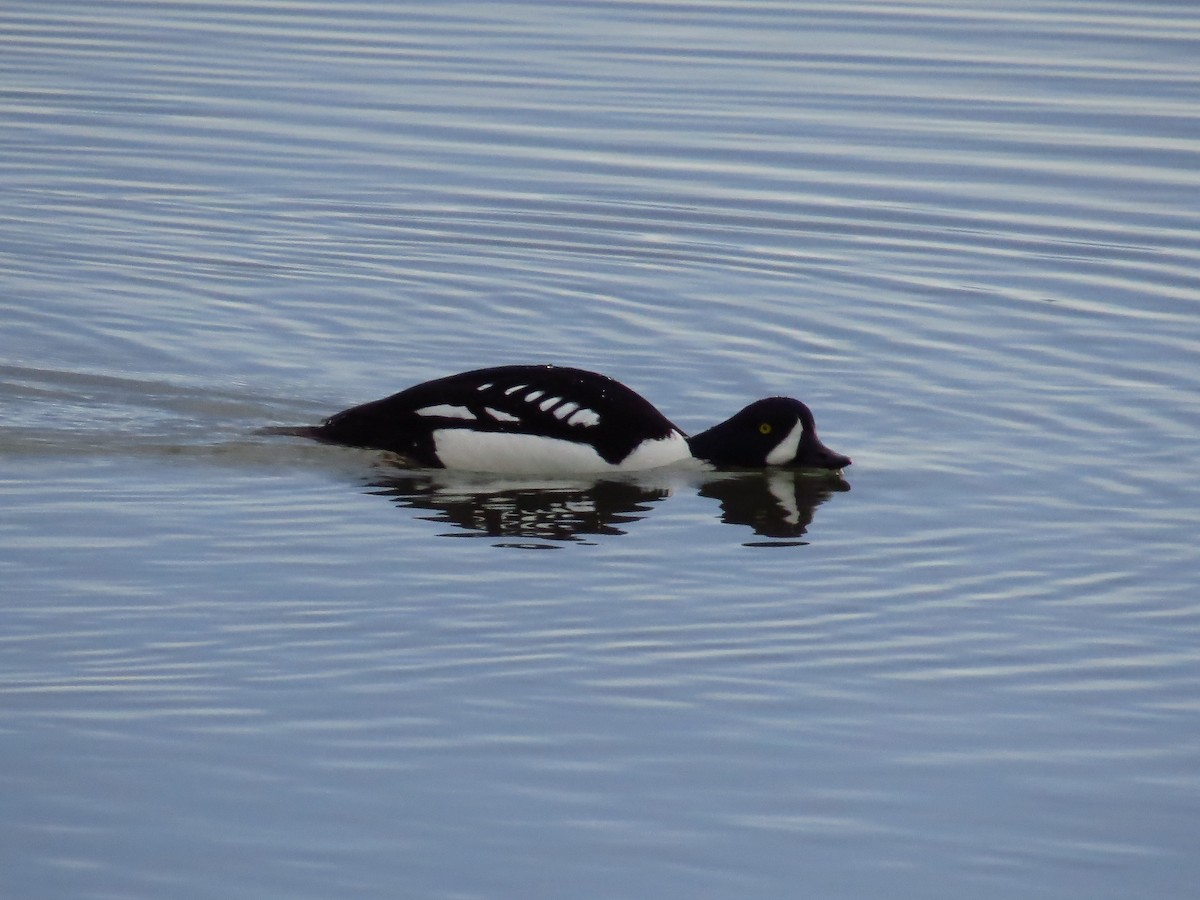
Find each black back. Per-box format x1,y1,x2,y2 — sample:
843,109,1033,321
311,365,682,466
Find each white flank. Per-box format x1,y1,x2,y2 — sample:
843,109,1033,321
565,407,601,427
765,420,804,465
485,407,520,423
415,404,476,420
433,430,607,473
620,431,691,470
432,428,690,474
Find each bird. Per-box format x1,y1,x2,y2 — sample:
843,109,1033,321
269,365,851,475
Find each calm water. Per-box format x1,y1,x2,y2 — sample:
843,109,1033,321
3,1,1199,898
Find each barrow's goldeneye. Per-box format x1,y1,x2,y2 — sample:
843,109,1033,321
270,365,851,475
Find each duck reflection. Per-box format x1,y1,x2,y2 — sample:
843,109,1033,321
369,472,668,544
697,470,850,543
368,468,849,546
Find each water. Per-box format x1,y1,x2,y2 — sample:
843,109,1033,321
2,2,1199,898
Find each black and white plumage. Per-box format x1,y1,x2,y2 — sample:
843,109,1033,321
275,365,851,474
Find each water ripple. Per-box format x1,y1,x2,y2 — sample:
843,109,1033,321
4,2,1200,898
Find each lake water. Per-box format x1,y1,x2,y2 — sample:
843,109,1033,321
2,2,1199,898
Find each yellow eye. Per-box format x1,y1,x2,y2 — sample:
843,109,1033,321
759,422,772,435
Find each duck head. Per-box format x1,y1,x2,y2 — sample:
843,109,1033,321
686,397,851,470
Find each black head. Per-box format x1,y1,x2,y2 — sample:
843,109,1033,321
686,397,851,470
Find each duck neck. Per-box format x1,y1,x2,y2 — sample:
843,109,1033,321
685,422,731,465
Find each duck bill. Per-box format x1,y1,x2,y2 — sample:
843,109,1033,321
793,434,852,471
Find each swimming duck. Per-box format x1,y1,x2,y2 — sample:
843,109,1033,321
274,365,851,475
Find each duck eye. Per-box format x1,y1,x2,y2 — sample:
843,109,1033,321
759,422,772,435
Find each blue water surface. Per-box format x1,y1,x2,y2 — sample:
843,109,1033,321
2,2,1198,899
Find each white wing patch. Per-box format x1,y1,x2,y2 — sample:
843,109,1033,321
415,404,476,420
553,401,579,419
566,408,601,428
485,407,520,423
503,384,527,395
524,390,544,402
476,382,493,391
539,396,561,411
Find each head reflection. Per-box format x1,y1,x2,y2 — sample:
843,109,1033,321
368,468,849,546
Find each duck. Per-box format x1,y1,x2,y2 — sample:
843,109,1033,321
271,365,851,475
